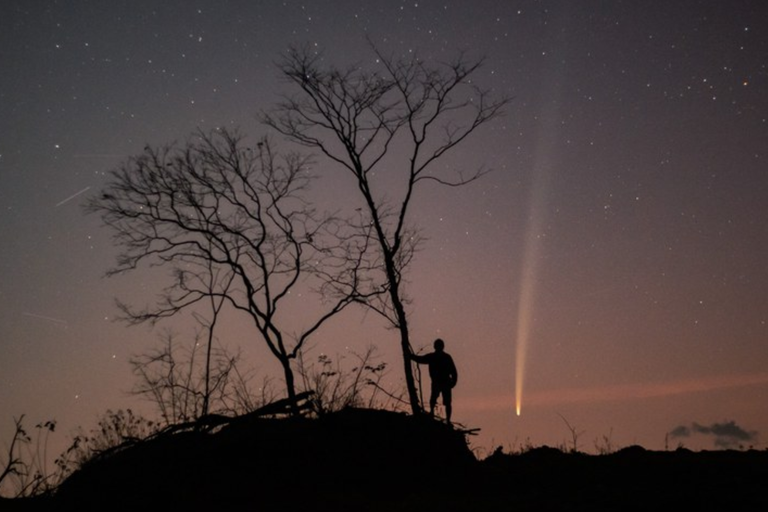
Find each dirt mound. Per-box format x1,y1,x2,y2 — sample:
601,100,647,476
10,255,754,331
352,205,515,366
53,408,475,511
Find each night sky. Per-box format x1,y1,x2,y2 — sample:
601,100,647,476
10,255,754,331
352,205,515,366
2,0,767,456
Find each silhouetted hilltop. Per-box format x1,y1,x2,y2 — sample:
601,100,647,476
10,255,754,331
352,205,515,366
4,408,767,511
56,408,476,511
482,444,768,511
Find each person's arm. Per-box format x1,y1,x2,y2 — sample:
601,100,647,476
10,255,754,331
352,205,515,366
410,351,430,364
449,356,458,387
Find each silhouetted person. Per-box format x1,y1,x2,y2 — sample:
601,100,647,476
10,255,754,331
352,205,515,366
410,338,458,422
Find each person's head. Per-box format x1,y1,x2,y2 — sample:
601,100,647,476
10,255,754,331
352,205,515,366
433,338,445,351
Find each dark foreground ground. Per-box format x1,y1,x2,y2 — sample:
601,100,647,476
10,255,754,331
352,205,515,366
3,408,766,511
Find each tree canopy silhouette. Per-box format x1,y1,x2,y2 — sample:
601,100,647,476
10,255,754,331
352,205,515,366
264,44,510,413
86,129,372,410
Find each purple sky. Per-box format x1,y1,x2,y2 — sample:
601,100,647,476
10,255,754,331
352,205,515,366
2,0,767,457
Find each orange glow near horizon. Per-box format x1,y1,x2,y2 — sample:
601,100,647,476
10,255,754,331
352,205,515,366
460,371,768,412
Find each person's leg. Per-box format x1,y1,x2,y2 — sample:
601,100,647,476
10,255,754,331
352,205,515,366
443,387,452,423
429,384,440,415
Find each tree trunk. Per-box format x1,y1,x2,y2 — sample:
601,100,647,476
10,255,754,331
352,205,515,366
281,357,299,415
399,324,422,415
362,183,423,415
387,264,422,415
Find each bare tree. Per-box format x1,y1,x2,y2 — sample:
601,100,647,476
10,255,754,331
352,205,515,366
558,414,586,454
264,45,510,414
190,254,236,417
297,345,394,415
129,331,261,425
86,129,367,411
0,416,59,498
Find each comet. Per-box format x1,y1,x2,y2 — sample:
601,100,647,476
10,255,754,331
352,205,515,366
514,102,558,418
514,200,544,417
512,3,570,418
